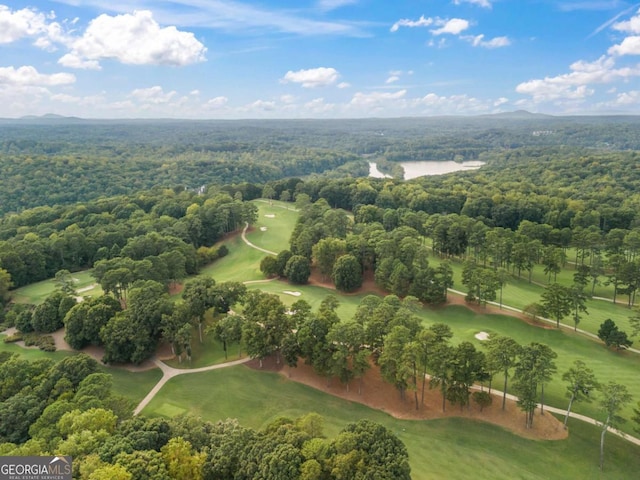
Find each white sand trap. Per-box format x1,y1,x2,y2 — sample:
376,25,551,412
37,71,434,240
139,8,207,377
283,290,302,297
475,331,490,341
264,214,276,218
260,226,268,231
77,284,96,293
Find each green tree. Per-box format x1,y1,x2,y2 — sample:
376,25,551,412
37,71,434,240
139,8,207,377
562,360,599,429
485,336,521,410
598,319,633,350
598,382,633,471
539,283,572,328
332,254,362,293
284,255,311,285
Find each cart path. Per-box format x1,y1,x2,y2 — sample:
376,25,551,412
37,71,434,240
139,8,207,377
241,222,277,256
133,356,250,415
132,227,640,446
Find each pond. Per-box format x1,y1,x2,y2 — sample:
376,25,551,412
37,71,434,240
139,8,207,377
369,160,485,180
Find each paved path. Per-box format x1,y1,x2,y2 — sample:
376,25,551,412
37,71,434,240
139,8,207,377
470,384,640,447
448,288,640,355
133,356,250,415
241,222,277,255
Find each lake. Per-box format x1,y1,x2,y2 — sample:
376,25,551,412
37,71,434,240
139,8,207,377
369,160,485,180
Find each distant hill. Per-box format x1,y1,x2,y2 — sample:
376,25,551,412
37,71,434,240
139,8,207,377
480,110,555,119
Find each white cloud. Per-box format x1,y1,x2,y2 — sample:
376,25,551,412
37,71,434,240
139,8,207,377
466,34,511,48
390,15,434,32
612,9,640,34
281,67,340,87
413,92,489,113
129,86,177,104
59,10,206,69
280,94,296,104
304,97,336,114
350,89,407,108
53,0,367,37
248,100,276,111
386,75,400,84
516,55,640,102
494,97,509,106
337,82,351,89
609,36,640,56
205,96,229,108
189,90,200,96
0,66,75,86
453,0,492,8
611,89,640,105
0,5,56,44
432,18,470,35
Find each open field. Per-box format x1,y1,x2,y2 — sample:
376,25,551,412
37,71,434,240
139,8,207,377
142,365,640,480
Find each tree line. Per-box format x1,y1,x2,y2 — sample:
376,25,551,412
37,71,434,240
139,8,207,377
0,353,411,479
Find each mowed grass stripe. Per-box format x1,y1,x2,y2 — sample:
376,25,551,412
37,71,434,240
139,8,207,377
142,365,640,480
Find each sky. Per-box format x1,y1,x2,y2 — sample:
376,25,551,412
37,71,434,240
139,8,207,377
3,1,640,118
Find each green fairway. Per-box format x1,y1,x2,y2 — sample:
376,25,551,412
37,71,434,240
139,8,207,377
102,366,163,405
246,200,299,253
163,324,245,369
142,365,640,480
430,254,639,337
415,305,640,427
12,270,100,305
199,234,265,282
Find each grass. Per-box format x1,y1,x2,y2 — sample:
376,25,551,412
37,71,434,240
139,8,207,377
0,331,162,406
142,365,640,480
430,254,639,337
247,200,299,253
12,270,100,305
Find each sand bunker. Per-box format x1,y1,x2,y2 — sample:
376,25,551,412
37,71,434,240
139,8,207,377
283,291,302,297
264,214,276,218
260,227,268,231
475,331,490,341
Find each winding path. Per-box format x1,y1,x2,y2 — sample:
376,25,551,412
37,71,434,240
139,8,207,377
133,356,249,415
132,220,640,447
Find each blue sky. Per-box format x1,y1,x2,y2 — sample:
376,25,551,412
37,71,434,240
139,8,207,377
2,1,640,118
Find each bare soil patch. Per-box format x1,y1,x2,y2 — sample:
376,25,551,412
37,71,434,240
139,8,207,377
249,355,567,441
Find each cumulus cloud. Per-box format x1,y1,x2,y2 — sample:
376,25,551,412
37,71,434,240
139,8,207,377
391,15,470,36
466,34,510,48
248,100,276,111
386,75,400,84
205,96,229,108
390,15,434,32
350,89,407,107
281,67,340,87
516,55,640,102
612,9,640,33
609,36,640,56
431,18,470,35
337,81,351,88
59,10,206,69
129,86,177,104
0,65,75,86
0,6,56,44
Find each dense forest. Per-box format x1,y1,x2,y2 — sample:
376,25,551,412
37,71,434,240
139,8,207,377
4,114,640,478
3,114,640,215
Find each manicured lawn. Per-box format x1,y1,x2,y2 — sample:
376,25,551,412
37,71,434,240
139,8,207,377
199,234,265,283
416,305,640,428
104,366,163,405
246,200,299,253
12,270,100,305
163,322,245,369
430,255,638,336
142,365,640,480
